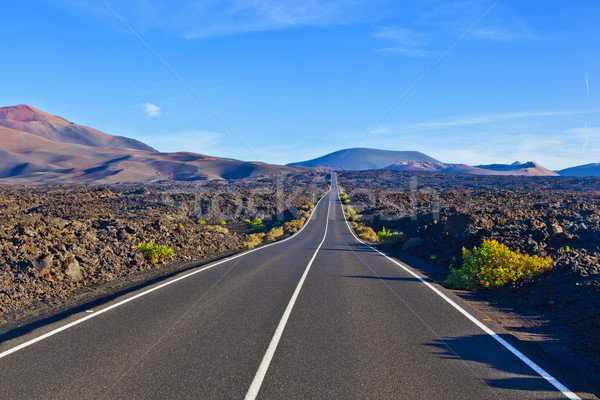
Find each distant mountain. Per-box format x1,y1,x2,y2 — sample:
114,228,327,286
475,161,559,176
288,148,440,170
558,163,600,177
0,105,155,152
384,160,559,176
0,105,309,184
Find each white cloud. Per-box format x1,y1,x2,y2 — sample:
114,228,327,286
141,102,162,117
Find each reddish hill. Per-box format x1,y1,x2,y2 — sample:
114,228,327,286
0,105,155,152
0,106,309,184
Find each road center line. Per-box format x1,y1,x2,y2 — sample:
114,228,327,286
244,187,333,400
337,189,581,400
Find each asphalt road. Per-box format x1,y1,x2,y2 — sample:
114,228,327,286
0,173,590,399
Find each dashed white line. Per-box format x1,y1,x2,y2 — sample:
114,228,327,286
245,183,334,400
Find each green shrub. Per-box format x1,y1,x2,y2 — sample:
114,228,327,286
165,215,174,220
138,242,175,263
196,219,206,224
377,227,405,245
219,220,227,225
248,218,265,231
443,239,553,291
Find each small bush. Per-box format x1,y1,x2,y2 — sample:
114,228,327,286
248,218,265,231
265,226,284,241
219,220,227,225
196,219,206,225
377,227,405,245
284,218,305,233
138,242,175,263
244,233,265,249
443,239,553,291
165,215,174,221
205,225,229,234
355,226,378,242
300,202,314,212
298,210,311,220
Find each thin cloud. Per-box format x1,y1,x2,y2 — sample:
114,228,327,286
141,102,162,117
415,109,589,129
371,26,437,57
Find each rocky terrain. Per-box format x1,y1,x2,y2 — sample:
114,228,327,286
338,170,600,382
0,172,328,324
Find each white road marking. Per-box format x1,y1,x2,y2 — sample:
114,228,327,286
0,186,331,360
338,188,581,400
245,183,334,400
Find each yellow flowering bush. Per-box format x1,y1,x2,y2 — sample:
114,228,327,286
443,239,553,290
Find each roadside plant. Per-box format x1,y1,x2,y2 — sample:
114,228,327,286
443,239,553,291
138,242,175,263
243,233,265,249
265,226,284,241
219,220,227,225
205,225,229,234
355,226,378,242
196,219,206,224
283,218,305,233
247,218,265,231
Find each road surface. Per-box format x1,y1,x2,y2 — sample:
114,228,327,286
0,173,589,399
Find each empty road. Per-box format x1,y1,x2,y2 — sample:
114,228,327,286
0,173,588,399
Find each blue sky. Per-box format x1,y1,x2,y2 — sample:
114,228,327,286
1,1,599,169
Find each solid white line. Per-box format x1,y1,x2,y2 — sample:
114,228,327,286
245,186,333,400
337,189,581,400
0,185,331,360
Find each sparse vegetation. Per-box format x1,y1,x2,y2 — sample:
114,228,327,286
219,220,227,225
265,226,284,241
443,239,553,291
284,218,305,233
355,225,378,242
338,186,351,204
196,219,206,224
138,242,175,263
377,227,405,246
205,225,229,234
244,233,265,249
247,217,266,231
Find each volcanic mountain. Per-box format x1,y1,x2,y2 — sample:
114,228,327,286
0,105,155,151
288,148,440,170
557,163,600,177
0,105,308,184
291,147,559,176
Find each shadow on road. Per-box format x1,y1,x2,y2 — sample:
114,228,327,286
424,333,577,398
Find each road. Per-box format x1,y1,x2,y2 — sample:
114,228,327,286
0,173,589,399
